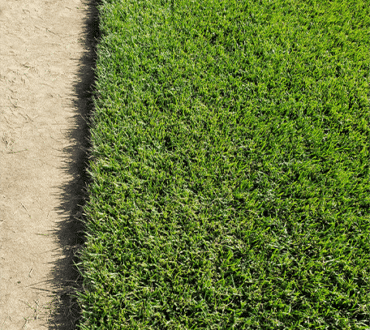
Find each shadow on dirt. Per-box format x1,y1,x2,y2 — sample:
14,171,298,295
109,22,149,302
49,0,100,328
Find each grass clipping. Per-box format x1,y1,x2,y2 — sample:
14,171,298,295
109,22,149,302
78,0,370,328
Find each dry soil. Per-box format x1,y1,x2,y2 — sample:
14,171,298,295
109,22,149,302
0,0,96,328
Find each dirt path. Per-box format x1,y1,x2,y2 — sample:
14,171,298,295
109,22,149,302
0,0,95,328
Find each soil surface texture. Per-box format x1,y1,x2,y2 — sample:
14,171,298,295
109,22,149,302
0,0,96,328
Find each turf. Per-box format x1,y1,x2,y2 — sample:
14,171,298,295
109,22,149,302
77,0,370,328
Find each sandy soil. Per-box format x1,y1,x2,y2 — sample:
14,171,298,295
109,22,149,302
0,0,96,328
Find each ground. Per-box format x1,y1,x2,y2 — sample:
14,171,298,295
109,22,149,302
0,0,95,328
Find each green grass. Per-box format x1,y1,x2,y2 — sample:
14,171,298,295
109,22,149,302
78,0,370,328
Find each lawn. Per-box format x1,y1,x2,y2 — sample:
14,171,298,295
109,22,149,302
77,0,370,328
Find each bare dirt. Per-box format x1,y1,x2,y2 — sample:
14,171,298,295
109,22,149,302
0,0,97,328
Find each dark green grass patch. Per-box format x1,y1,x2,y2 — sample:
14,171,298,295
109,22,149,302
78,0,370,328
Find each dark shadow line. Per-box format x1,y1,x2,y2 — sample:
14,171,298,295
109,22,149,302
48,0,100,328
